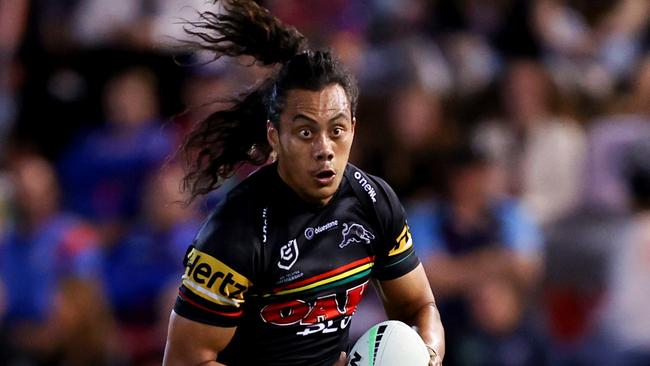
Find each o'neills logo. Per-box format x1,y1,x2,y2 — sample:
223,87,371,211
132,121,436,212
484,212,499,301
353,171,377,203
183,248,251,307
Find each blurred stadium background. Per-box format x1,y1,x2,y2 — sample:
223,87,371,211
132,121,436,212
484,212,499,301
2,0,650,365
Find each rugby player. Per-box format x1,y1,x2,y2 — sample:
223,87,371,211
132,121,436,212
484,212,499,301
163,1,445,365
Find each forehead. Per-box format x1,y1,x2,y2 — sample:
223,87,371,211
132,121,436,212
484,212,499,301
281,84,350,119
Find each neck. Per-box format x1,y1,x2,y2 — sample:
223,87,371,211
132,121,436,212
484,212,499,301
276,164,332,207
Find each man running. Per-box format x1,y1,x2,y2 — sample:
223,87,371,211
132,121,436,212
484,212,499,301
163,1,444,365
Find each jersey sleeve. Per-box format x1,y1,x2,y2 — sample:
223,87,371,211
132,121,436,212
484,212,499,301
173,197,258,327
368,176,421,281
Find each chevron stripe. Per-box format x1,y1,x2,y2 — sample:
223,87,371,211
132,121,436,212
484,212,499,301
265,263,374,297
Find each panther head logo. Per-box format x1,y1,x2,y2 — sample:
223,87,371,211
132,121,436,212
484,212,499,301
339,223,375,248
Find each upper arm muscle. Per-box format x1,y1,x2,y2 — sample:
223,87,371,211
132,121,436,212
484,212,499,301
376,264,435,321
163,311,237,366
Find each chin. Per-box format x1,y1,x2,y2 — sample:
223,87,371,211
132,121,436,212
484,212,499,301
309,187,337,204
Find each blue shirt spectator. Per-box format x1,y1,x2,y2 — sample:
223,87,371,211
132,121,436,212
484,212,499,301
406,145,544,366
58,67,176,222
409,199,542,260
59,121,176,221
0,213,101,324
102,219,199,325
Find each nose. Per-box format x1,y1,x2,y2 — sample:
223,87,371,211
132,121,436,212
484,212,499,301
313,134,334,162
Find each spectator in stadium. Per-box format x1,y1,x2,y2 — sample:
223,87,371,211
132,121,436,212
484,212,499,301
71,0,214,49
461,271,547,366
600,140,650,365
102,164,201,364
473,59,587,226
408,145,542,366
533,0,650,98
0,153,111,364
584,56,650,212
0,0,29,146
58,67,177,241
379,84,456,198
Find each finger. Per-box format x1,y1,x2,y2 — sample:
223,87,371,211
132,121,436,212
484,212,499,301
332,351,347,366
429,355,443,366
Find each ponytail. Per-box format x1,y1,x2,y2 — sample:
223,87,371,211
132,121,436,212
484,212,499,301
181,0,358,202
181,85,273,200
181,0,306,201
183,0,307,65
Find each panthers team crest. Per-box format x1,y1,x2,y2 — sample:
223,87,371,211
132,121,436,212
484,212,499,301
339,223,375,248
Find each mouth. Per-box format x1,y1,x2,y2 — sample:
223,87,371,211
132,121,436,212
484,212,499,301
313,169,336,186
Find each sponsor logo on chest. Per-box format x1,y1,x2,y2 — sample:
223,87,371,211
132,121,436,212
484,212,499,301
276,219,374,273
304,219,338,240
182,248,250,306
260,282,368,336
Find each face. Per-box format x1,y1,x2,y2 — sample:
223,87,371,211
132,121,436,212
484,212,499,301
469,276,522,334
104,70,158,129
450,163,493,206
391,87,441,150
11,156,60,218
267,84,355,205
503,61,548,126
143,165,193,229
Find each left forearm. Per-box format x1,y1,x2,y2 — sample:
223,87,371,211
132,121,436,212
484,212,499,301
376,265,445,364
408,302,445,360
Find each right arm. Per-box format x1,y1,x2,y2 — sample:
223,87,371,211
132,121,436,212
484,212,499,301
162,313,350,366
163,311,236,366
164,200,254,366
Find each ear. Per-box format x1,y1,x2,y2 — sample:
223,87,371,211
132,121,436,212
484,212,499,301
267,120,279,150
351,116,356,134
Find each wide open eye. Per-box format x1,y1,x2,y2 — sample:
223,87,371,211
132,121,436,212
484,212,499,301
332,127,344,137
299,128,312,138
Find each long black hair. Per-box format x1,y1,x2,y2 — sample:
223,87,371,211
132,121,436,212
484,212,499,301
181,0,359,201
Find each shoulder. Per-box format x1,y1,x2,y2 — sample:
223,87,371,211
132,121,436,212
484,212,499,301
346,166,421,278
193,165,273,253
344,164,407,240
345,164,401,211
208,164,275,218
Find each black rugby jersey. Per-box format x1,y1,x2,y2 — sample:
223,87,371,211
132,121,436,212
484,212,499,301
174,163,419,366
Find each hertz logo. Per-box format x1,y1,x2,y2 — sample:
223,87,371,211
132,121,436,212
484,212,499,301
182,248,251,307
388,224,413,256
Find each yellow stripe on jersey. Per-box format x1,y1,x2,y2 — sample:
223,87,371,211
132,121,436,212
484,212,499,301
265,262,375,297
182,247,252,307
389,224,413,256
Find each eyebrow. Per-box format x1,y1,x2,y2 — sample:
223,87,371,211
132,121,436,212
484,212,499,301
292,112,349,124
292,114,318,124
329,113,349,123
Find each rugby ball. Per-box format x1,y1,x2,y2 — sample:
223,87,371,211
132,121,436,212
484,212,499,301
347,320,429,366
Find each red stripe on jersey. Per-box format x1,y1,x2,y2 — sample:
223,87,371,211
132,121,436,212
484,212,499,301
178,290,243,318
272,256,374,292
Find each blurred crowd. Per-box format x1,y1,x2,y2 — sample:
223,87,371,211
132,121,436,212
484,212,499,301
2,0,650,365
